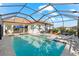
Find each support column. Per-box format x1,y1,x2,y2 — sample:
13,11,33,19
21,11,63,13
45,23,47,32
0,16,3,40
28,25,32,33
11,25,14,34
48,25,50,30
77,18,79,38
50,26,52,29
23,25,25,34
3,24,6,36
0,25,3,40
38,25,41,31
47,25,49,30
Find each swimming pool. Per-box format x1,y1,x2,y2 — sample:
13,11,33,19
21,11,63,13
13,35,65,56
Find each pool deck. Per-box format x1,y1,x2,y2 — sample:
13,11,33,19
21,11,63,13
61,44,76,56
0,36,15,56
0,34,78,56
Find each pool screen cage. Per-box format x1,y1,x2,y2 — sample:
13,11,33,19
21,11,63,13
0,3,79,38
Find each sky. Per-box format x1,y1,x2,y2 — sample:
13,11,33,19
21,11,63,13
0,3,78,28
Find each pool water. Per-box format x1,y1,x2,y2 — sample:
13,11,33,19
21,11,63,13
13,35,65,56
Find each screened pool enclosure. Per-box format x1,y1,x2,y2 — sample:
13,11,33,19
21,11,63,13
0,3,79,37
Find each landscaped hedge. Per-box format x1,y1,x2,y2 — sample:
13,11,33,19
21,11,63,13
65,29,76,35
48,28,76,35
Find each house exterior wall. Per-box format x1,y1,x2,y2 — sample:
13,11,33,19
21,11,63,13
2,21,53,35
27,24,51,34
2,23,14,35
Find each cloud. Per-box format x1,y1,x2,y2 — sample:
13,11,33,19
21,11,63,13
0,3,3,6
70,9,76,11
38,5,54,13
50,12,58,15
51,18,56,21
51,17,71,21
69,9,78,15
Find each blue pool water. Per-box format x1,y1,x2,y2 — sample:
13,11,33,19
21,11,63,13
13,35,65,56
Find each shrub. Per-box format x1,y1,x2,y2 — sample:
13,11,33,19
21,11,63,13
52,28,59,33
